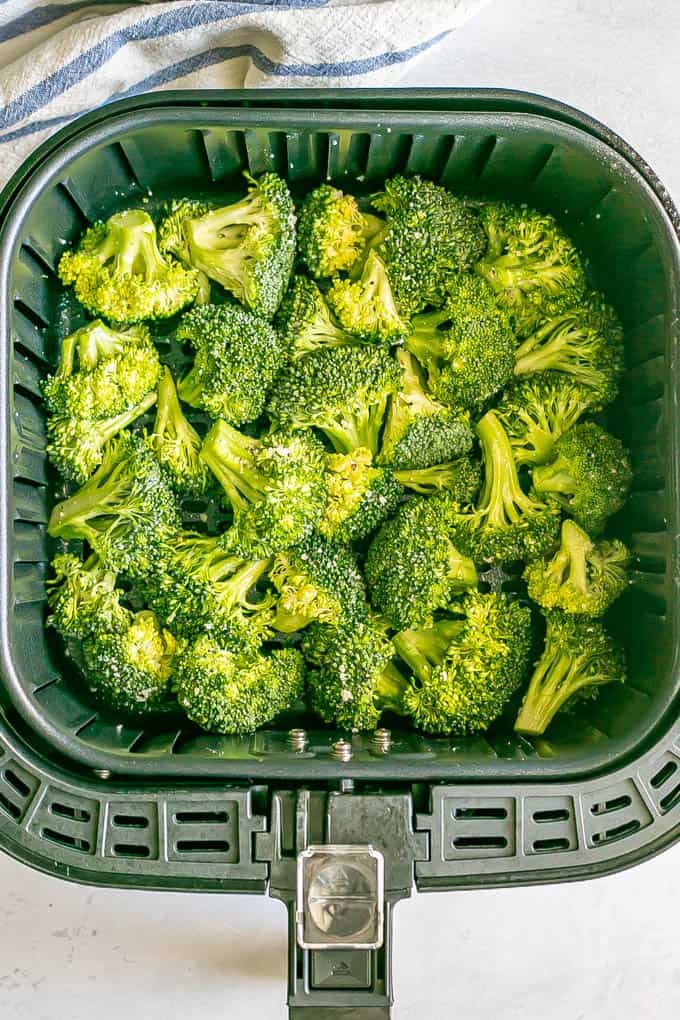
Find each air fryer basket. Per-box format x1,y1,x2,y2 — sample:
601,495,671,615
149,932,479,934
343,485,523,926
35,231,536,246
0,99,678,781
0,90,678,1020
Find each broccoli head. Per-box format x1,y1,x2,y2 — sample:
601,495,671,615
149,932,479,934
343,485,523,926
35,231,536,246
317,448,403,544
512,293,624,410
176,303,285,424
142,530,274,640
405,275,515,412
46,552,128,641
82,609,179,715
275,275,357,360
42,320,160,420
174,632,305,733
494,372,597,467
159,173,295,319
365,494,478,630
514,611,625,735
475,202,587,336
46,388,157,483
150,368,209,496
302,619,407,731
452,411,561,564
393,455,482,499
524,519,630,617
532,423,633,535
393,592,533,734
370,175,487,315
200,421,327,556
268,344,401,454
48,430,181,577
378,349,473,470
326,250,409,346
270,532,368,633
297,184,385,277
58,209,199,323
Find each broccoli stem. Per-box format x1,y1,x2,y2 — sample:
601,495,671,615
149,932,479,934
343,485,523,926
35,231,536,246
375,661,409,714
155,368,188,436
405,311,449,366
321,400,388,456
555,519,592,593
476,411,537,524
532,457,576,497
393,620,464,682
108,210,167,281
393,462,461,493
200,421,266,510
514,651,582,735
514,315,586,376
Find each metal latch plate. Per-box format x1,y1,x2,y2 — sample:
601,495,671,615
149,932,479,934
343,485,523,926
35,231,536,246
296,844,385,951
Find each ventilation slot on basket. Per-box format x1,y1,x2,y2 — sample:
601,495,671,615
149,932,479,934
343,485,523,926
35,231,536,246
166,798,238,862
590,794,632,816
645,754,680,815
0,763,39,823
523,797,577,855
651,759,678,787
443,796,515,859
103,803,159,860
27,787,99,856
112,843,151,859
583,781,653,849
41,827,91,852
591,819,641,846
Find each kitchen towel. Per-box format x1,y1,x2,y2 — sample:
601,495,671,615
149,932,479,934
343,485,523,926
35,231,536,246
0,0,489,184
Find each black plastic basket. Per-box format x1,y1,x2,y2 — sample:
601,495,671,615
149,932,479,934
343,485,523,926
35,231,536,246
0,89,678,1018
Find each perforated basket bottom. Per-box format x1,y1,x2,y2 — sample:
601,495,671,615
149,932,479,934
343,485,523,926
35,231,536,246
1,102,678,779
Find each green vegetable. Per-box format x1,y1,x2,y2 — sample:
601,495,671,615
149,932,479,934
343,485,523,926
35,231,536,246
326,249,409,346
297,184,384,278
514,611,625,735
58,209,198,323
275,275,357,359
150,369,209,495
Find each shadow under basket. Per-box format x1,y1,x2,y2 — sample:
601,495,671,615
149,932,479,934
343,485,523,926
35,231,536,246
0,99,679,782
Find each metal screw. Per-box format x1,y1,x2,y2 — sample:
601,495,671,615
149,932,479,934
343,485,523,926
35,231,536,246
371,728,392,754
339,778,355,793
330,739,353,762
94,769,111,780
288,728,308,753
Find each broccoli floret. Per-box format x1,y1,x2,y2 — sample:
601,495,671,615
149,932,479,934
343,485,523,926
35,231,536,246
274,276,357,359
326,250,409,346
268,345,401,454
514,611,625,735
302,619,407,730
174,632,305,733
370,175,487,315
159,173,295,319
142,531,274,640
150,369,209,496
475,202,587,336
42,320,160,419
405,275,515,412
524,519,630,616
317,449,403,544
393,592,533,734
46,388,157,483
512,293,624,409
176,303,285,424
158,197,211,263
270,532,368,633
452,411,561,564
58,209,199,323
46,552,128,641
200,421,327,556
297,184,385,278
494,372,597,467
47,430,181,577
378,349,473,470
393,455,482,499
365,495,477,630
532,423,633,535
82,609,179,714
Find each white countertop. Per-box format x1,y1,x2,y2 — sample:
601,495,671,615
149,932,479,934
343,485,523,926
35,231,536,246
1,1,679,1017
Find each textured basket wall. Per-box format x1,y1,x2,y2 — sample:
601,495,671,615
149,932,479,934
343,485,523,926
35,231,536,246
1,108,678,780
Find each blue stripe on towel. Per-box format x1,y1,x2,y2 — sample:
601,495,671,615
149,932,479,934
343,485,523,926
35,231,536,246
0,29,449,145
